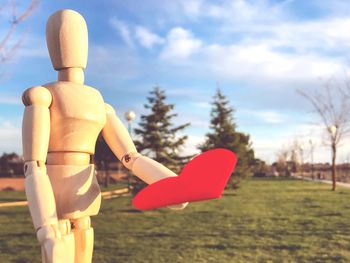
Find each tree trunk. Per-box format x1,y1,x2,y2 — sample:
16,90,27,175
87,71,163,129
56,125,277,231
331,143,336,191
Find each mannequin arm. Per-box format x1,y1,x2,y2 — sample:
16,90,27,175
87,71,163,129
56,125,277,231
101,103,178,184
22,86,63,254
101,104,187,209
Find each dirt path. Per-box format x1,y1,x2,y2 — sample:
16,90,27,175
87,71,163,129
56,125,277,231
293,175,350,188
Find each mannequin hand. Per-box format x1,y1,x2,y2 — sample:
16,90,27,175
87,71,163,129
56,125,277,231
168,202,188,210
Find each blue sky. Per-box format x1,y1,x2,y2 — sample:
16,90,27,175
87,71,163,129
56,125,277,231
1,0,350,163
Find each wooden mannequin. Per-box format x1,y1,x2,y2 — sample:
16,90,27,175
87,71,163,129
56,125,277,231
22,9,186,263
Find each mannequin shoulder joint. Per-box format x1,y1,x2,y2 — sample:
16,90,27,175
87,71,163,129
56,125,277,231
22,86,52,107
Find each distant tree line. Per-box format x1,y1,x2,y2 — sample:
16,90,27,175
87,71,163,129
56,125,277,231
0,153,23,177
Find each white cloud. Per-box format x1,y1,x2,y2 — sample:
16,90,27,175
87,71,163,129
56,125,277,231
110,18,165,50
152,20,348,86
251,110,287,124
108,4,350,87
208,0,261,21
192,0,287,24
181,134,202,156
189,43,344,85
160,27,202,60
151,2,350,84
233,18,350,55
181,0,203,18
156,0,287,24
135,26,164,49
193,102,211,109
110,17,134,47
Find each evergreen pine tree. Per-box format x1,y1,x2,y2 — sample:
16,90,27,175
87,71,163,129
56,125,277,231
199,89,256,188
134,86,191,173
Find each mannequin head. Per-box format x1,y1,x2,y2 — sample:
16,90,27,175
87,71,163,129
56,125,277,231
46,9,88,70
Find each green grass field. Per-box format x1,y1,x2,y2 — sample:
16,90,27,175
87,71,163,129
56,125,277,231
1,178,350,262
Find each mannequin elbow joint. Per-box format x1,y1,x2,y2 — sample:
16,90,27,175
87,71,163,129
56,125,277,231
121,152,141,170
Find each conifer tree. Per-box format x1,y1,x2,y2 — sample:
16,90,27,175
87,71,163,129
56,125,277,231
199,89,256,188
134,86,191,173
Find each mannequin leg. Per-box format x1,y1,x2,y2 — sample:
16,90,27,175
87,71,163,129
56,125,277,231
57,219,75,263
72,216,94,263
38,219,75,263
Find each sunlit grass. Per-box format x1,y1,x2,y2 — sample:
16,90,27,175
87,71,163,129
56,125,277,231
1,178,350,262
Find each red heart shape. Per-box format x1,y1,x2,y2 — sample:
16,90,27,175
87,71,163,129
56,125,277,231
132,148,237,210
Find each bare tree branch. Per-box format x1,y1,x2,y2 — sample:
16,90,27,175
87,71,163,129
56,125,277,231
0,0,38,64
297,78,350,190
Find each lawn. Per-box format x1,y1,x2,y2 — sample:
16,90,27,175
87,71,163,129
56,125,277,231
1,178,350,262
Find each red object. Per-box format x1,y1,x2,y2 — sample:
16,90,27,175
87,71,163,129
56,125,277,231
132,148,237,210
